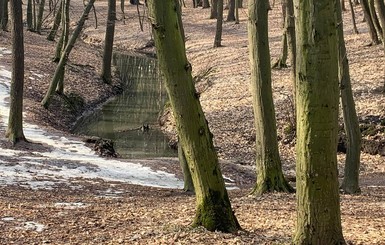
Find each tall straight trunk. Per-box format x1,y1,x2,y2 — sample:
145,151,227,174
286,0,296,86
368,0,383,41
33,0,37,29
348,0,359,34
272,0,288,69
36,0,45,34
41,0,95,108
341,0,346,10
361,0,380,44
6,0,26,144
202,0,210,8
101,0,116,84
47,0,62,41
27,0,33,30
0,0,8,31
375,0,385,53
336,0,361,194
293,0,346,243
213,0,223,47
210,0,217,18
147,0,240,232
248,0,293,196
235,0,239,23
227,0,235,21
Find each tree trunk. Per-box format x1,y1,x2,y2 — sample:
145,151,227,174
214,0,223,47
210,0,217,18
178,140,194,192
36,0,45,34
56,0,70,94
336,0,361,194
101,0,116,84
227,0,235,21
375,0,385,53
272,0,288,69
41,0,95,108
202,0,210,8
47,0,62,41
27,0,33,31
247,0,293,196
235,0,239,23
6,0,26,144
293,0,346,243
348,0,359,34
368,0,383,42
341,0,346,10
361,0,380,44
148,0,240,232
0,0,8,31
286,0,296,87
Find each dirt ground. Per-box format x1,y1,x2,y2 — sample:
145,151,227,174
0,1,384,244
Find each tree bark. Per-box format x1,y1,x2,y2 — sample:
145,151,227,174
247,0,293,196
286,0,296,88
178,140,194,192
210,0,217,18
47,0,62,41
213,0,223,47
0,0,8,31
348,0,359,34
36,0,45,34
227,0,235,21
293,0,346,243
368,0,383,42
375,0,385,53
361,0,380,44
101,0,116,84
6,0,26,144
41,0,95,108
336,0,362,194
148,0,240,232
272,0,288,69
202,0,210,8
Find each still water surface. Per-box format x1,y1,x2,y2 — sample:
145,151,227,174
73,54,176,159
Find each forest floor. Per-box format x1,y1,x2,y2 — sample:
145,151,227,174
0,0,384,244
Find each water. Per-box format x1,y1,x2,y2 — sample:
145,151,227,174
73,53,176,159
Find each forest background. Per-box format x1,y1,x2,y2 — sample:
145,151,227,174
0,0,384,244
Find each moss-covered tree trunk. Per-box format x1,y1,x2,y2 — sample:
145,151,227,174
293,0,346,243
148,0,240,232
336,0,361,194
6,0,26,144
41,0,95,108
101,0,116,84
247,0,293,196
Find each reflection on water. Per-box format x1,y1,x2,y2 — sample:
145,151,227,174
73,54,176,159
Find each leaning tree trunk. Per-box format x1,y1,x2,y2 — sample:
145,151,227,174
247,0,293,196
100,0,116,84
55,0,70,94
213,0,223,47
337,0,361,194
47,0,62,41
148,0,240,232
6,0,26,144
178,141,194,192
348,0,359,34
41,0,95,108
293,0,346,243
361,0,380,44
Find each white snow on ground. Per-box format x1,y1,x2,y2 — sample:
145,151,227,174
0,48,237,191
0,51,184,190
